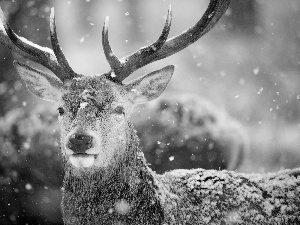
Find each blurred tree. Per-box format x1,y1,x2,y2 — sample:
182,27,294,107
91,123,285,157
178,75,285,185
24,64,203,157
226,0,259,36
0,0,52,116
0,106,63,224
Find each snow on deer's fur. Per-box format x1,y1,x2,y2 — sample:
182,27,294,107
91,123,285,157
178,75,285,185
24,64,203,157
0,1,299,224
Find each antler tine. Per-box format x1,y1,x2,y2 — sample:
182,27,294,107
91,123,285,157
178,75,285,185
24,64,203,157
50,8,78,81
102,16,123,79
104,0,231,83
0,8,58,74
152,0,231,61
0,7,76,82
102,5,172,83
149,4,172,53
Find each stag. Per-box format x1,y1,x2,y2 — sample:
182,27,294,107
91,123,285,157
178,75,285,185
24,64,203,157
0,1,299,224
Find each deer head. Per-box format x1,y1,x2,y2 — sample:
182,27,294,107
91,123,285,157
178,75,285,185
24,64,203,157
0,0,231,170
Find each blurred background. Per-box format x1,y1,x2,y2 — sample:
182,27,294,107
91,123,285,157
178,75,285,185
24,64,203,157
0,0,300,224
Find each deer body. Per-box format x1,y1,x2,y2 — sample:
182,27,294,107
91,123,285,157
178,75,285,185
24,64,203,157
0,0,300,224
61,119,300,224
56,76,299,225
60,110,300,224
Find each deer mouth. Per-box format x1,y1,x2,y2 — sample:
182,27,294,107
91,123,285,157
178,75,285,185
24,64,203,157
69,154,97,168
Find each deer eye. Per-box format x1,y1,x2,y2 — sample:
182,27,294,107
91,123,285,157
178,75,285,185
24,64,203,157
114,106,125,115
57,107,65,116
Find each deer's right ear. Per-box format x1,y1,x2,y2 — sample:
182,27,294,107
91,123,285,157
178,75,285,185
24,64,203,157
14,61,63,102
125,65,174,104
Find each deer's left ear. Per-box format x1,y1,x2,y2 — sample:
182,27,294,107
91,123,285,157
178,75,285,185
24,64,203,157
14,61,63,102
125,65,174,104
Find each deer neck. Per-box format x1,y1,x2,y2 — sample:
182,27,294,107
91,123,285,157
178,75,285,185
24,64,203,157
61,122,165,224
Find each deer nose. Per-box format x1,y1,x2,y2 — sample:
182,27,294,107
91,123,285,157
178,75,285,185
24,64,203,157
67,133,94,153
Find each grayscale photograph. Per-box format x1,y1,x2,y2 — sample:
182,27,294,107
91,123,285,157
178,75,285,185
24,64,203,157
0,0,299,224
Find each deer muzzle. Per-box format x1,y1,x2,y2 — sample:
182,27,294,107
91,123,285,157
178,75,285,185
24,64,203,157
66,133,97,168
67,133,94,153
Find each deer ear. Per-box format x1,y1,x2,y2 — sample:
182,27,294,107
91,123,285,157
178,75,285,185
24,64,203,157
14,61,63,102
125,65,174,104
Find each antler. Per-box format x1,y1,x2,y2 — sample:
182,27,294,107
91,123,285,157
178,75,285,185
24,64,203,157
49,8,77,80
102,5,172,82
0,7,78,82
103,0,231,83
0,1,230,84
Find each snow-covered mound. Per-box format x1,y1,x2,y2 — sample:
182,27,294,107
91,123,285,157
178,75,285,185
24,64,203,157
132,93,248,173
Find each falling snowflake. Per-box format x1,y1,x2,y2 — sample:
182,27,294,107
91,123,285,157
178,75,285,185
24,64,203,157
253,67,259,75
257,87,263,95
25,183,33,190
110,71,116,78
108,208,114,214
115,199,131,215
24,142,30,149
169,156,174,161
80,102,88,109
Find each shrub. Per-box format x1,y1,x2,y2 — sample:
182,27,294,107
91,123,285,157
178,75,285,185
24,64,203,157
0,105,63,224
133,94,248,173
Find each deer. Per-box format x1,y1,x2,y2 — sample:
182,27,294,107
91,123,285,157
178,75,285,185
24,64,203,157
0,0,299,224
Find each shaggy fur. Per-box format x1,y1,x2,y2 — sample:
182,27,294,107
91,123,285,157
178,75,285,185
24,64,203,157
62,123,165,225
